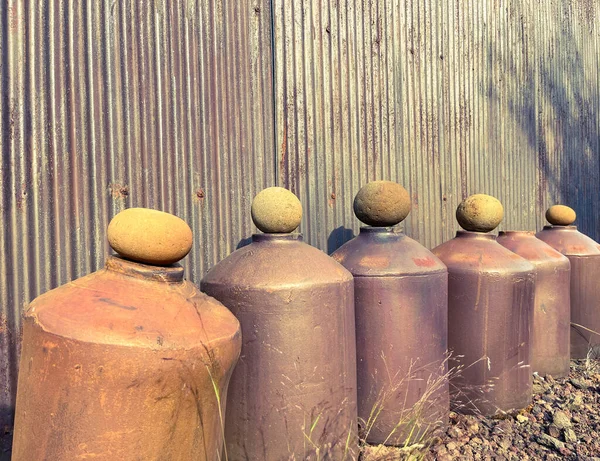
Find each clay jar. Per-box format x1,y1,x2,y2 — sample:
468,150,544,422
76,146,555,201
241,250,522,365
12,208,241,461
433,195,535,416
201,187,358,460
497,231,571,377
333,181,449,446
537,205,600,359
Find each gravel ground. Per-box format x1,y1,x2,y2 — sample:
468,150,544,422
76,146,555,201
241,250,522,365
363,359,600,460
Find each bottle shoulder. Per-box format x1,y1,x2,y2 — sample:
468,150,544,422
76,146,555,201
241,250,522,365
332,232,446,276
202,240,353,289
28,268,240,350
432,237,536,274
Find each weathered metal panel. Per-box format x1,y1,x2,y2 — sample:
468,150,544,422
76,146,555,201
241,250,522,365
0,0,275,428
274,0,600,252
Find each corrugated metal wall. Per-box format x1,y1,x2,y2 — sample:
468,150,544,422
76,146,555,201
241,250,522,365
275,0,600,251
1,0,599,430
0,0,276,428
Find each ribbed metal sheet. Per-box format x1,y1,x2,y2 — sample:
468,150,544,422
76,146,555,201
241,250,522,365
1,0,600,435
274,0,600,251
0,0,275,428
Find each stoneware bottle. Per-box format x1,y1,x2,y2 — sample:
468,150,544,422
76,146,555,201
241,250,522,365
432,194,535,416
497,231,571,377
201,187,358,460
332,180,448,446
12,208,241,461
536,205,600,359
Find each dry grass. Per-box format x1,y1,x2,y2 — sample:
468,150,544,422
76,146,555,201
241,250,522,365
360,351,532,460
359,354,454,460
205,365,228,461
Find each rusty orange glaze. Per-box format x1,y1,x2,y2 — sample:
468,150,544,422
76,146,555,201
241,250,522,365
13,256,241,461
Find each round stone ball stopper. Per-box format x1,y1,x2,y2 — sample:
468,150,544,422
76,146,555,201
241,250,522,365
546,205,576,226
251,187,302,233
107,208,193,266
353,180,411,227
456,194,504,232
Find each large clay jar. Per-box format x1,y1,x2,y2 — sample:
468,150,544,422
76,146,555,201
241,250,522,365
332,181,448,446
536,205,600,359
497,231,571,376
201,187,358,460
12,208,241,461
432,195,535,416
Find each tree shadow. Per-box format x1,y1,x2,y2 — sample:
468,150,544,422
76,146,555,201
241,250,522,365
486,3,599,241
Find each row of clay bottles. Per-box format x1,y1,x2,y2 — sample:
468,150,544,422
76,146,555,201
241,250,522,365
11,182,600,460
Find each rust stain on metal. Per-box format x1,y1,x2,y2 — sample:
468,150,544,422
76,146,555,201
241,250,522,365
194,188,206,204
8,3,18,32
279,123,288,186
108,183,129,200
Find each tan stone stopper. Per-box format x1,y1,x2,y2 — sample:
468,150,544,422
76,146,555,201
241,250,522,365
353,180,411,227
107,208,193,266
456,194,504,233
546,205,576,226
251,187,302,233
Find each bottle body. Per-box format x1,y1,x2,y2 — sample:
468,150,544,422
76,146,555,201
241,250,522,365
201,234,358,460
433,232,535,416
13,257,241,461
497,231,571,377
536,226,600,359
332,228,448,446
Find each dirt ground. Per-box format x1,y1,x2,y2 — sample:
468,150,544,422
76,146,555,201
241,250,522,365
363,359,600,460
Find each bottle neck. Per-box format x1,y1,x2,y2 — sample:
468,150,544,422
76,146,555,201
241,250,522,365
543,225,578,231
251,233,303,243
498,230,536,237
359,226,403,234
105,256,184,283
455,230,496,241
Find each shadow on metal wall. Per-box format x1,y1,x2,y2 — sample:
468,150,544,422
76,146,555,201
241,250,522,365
487,3,599,241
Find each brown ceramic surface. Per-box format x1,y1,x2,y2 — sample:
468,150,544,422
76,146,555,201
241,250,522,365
332,227,449,446
12,256,241,461
201,233,358,460
536,226,600,359
497,231,571,377
433,231,535,416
